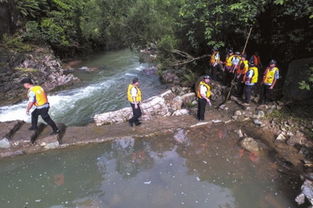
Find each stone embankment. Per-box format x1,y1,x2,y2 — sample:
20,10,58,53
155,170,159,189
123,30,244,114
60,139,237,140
0,47,79,105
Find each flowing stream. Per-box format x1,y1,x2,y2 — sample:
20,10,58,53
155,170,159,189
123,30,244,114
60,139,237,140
0,49,165,126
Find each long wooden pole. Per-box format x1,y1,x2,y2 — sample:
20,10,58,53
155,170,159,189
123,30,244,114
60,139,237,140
216,27,253,109
242,27,253,55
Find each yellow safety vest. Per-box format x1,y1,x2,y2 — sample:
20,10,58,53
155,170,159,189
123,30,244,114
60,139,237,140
264,67,279,85
249,67,259,84
225,55,234,67
127,84,142,103
197,81,211,99
28,86,48,106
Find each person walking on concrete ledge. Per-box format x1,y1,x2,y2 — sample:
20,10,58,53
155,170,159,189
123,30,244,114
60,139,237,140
127,77,142,127
21,78,59,135
196,75,212,121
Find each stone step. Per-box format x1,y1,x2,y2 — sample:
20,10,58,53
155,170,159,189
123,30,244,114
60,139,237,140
35,123,66,149
0,120,24,140
11,123,46,145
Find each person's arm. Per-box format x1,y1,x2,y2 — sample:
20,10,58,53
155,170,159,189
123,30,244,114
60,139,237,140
270,70,279,89
200,85,212,106
26,91,35,115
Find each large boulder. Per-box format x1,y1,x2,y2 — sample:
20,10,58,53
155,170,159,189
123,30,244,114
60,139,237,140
240,137,261,153
94,90,174,126
283,57,313,101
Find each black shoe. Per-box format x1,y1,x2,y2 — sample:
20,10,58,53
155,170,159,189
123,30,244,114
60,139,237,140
135,122,142,126
128,120,134,127
28,127,38,131
50,129,60,135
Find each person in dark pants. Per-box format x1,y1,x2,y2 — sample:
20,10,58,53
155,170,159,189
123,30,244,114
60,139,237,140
21,78,59,138
127,77,142,126
243,62,258,104
260,59,280,104
196,75,212,121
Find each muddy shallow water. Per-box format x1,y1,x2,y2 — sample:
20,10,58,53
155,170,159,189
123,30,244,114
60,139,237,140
0,124,300,208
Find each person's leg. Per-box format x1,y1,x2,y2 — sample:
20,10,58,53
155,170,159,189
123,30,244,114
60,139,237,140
246,85,252,103
129,103,136,126
39,107,59,132
198,98,206,120
266,85,272,102
31,109,39,130
133,104,142,125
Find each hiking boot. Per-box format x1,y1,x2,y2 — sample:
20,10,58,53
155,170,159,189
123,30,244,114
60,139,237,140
50,129,60,135
128,120,134,127
28,127,38,131
135,122,142,126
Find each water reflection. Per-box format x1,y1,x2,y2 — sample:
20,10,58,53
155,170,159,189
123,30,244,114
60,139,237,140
0,126,297,208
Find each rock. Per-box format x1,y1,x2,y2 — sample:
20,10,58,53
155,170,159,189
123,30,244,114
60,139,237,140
181,93,196,105
235,129,244,138
212,120,223,124
296,179,313,205
232,116,238,120
275,133,287,142
38,135,59,147
287,131,307,146
172,109,189,116
256,111,265,119
171,96,183,111
44,141,59,149
94,90,175,126
234,110,242,116
0,138,10,148
240,137,261,152
253,119,264,127
173,128,188,144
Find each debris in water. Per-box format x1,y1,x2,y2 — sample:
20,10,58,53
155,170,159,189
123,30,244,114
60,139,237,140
53,174,64,186
144,181,151,185
202,160,207,164
196,177,200,181
35,199,41,203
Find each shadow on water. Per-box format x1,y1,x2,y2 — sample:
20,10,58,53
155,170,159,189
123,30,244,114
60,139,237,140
0,124,301,208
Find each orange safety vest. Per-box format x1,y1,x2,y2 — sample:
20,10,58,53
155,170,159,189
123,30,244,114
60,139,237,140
210,52,220,65
28,86,48,106
236,60,249,75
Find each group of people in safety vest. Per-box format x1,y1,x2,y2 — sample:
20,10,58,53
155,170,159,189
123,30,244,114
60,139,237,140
20,49,280,141
196,48,280,120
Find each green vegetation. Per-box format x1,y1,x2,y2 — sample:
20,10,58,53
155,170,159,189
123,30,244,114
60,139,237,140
299,65,313,90
1,0,312,72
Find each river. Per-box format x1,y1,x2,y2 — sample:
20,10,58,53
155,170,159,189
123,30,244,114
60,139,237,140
0,49,165,126
0,125,298,208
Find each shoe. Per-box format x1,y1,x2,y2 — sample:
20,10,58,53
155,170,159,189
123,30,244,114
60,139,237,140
28,127,38,131
135,122,142,126
128,120,134,127
50,129,60,135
